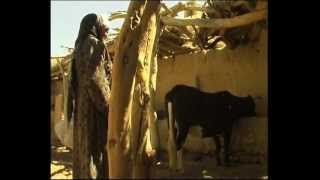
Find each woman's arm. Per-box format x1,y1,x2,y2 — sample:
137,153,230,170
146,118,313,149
86,38,111,113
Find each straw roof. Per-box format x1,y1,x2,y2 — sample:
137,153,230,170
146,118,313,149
51,0,267,77
107,0,267,59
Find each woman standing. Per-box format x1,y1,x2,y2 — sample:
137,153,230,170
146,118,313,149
68,13,112,179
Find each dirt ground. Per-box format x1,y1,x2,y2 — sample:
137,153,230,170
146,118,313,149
151,150,268,179
51,144,72,179
51,143,267,179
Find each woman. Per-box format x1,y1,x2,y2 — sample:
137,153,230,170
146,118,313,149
68,13,112,179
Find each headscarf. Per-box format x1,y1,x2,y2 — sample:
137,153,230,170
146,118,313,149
74,13,109,50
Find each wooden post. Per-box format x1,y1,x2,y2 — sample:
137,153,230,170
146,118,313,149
107,1,146,177
131,1,161,178
148,5,161,157
107,0,161,178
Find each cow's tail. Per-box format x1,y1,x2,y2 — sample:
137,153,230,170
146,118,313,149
165,93,173,128
165,92,178,170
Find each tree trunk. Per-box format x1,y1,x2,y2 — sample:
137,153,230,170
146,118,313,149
107,0,161,178
132,2,161,177
148,9,161,157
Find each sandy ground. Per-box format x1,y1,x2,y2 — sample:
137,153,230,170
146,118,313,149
51,143,267,179
51,144,72,179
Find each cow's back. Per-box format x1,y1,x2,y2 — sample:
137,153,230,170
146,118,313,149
166,85,203,123
166,85,237,134
166,86,229,123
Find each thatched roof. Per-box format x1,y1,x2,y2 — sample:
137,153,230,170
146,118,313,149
51,0,267,77
108,0,267,59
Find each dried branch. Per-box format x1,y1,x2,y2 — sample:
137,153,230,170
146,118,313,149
161,9,267,29
109,11,127,21
160,3,172,15
159,40,193,54
191,25,204,50
161,2,185,17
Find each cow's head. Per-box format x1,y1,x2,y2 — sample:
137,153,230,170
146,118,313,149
233,95,257,118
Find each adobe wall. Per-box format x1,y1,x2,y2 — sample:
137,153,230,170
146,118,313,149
155,29,268,164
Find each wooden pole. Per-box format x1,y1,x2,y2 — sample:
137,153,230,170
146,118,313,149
131,1,161,178
107,1,146,178
107,0,161,178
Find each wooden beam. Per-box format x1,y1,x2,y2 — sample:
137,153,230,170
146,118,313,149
191,25,204,50
114,2,215,20
160,3,172,15
232,1,253,11
159,44,174,54
161,2,184,17
172,26,194,40
109,11,127,21
162,29,182,40
158,48,173,57
161,31,184,45
160,2,221,17
161,9,267,29
185,6,219,15
159,39,192,53
109,4,266,30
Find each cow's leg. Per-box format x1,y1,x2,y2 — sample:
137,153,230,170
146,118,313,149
175,123,188,173
223,129,232,166
213,135,222,166
167,102,178,170
176,122,189,151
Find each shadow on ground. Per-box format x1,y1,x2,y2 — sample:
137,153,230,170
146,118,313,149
151,150,268,179
51,146,267,179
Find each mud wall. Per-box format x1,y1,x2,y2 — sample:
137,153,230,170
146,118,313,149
155,29,268,164
51,79,63,144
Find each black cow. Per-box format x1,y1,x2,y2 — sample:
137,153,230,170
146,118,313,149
163,85,256,166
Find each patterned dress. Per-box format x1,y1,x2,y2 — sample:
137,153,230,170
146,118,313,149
72,34,111,179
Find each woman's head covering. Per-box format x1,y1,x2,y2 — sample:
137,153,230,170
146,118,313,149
74,13,109,49
67,13,109,123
